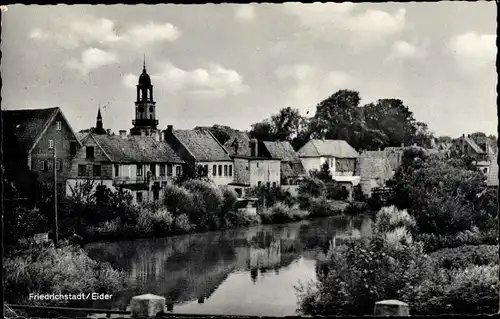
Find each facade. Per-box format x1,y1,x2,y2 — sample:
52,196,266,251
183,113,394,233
164,126,234,186
130,60,159,137
261,141,306,185
66,133,184,205
232,156,281,194
2,107,82,195
297,139,359,177
355,151,394,197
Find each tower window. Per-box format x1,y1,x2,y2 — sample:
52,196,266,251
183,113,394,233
149,106,153,113
56,121,62,131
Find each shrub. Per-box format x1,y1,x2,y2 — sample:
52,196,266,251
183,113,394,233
4,242,128,305
309,196,343,218
163,184,194,216
344,201,369,216
174,214,195,233
260,203,308,224
4,206,48,251
417,228,490,252
429,245,499,269
413,265,499,315
375,206,416,234
225,210,261,228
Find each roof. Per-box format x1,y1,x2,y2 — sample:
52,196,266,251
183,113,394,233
173,129,232,162
297,139,359,158
2,107,81,153
487,153,498,187
223,131,251,156
355,153,393,184
281,162,307,178
90,134,184,163
262,141,300,162
462,136,485,154
75,132,89,142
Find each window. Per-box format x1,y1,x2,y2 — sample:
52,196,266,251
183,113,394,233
218,165,222,176
176,166,181,176
56,121,62,131
70,142,78,155
149,106,154,113
167,164,173,176
114,164,119,177
224,165,228,176
40,160,46,171
257,181,262,187
86,146,94,160
160,164,166,177
56,160,61,171
136,192,143,203
229,165,233,177
204,165,209,177
136,165,143,176
78,164,86,176
48,139,54,149
150,164,156,176
93,165,101,177
256,162,259,168
266,182,271,188
212,165,217,176
153,190,159,201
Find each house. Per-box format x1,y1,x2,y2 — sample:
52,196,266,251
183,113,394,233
230,139,281,196
453,134,492,175
164,125,234,186
487,153,498,187
297,139,360,202
224,130,251,156
66,131,184,205
260,141,306,185
355,151,394,197
2,107,82,195
297,139,359,176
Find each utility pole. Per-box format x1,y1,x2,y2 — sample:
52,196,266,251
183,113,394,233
53,144,58,247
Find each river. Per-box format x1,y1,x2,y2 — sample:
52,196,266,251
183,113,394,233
85,215,373,317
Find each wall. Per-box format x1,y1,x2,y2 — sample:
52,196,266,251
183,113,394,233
201,161,234,186
249,159,281,187
300,157,322,176
68,136,113,179
31,112,81,192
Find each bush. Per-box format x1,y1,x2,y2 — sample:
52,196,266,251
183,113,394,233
225,210,261,228
344,201,369,216
375,206,416,234
174,214,195,233
413,265,499,315
429,245,498,269
4,206,48,251
163,184,194,216
309,196,343,218
260,203,308,224
4,242,128,305
417,227,490,252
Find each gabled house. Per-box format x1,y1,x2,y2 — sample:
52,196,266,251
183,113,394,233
2,107,82,194
453,134,492,175
260,141,306,185
66,132,184,204
355,151,394,197
297,139,359,177
164,125,234,186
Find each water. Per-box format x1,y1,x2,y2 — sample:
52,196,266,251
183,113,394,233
85,215,372,316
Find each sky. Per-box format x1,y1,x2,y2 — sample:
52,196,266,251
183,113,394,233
1,3,497,138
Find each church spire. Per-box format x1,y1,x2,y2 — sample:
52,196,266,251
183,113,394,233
143,54,146,72
97,105,102,119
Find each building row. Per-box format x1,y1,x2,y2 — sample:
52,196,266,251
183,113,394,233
3,62,498,205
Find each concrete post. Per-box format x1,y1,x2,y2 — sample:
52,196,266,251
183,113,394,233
374,300,409,316
130,294,166,318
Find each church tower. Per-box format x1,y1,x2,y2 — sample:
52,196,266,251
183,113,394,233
93,106,107,135
130,56,158,136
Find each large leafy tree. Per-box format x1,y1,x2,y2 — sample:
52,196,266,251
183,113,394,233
249,107,305,143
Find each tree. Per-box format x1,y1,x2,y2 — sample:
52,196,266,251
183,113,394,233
412,121,434,148
311,162,333,183
208,125,236,145
249,107,304,143
249,120,274,141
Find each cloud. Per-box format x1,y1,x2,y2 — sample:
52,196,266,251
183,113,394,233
234,5,255,21
275,64,354,111
29,15,180,49
447,32,496,72
66,48,119,75
283,3,406,47
386,41,426,61
123,62,249,99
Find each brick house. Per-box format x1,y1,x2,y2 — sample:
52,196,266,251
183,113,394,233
2,107,82,195
66,131,184,204
164,125,234,186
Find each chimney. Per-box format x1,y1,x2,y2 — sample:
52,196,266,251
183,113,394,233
119,130,127,139
167,125,173,134
462,134,465,138
249,139,258,157
467,134,471,138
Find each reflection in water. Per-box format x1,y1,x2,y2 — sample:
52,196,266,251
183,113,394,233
86,215,372,316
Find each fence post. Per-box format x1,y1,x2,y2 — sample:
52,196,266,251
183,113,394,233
130,294,166,318
374,300,410,316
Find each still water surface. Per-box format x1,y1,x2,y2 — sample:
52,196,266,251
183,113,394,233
86,215,372,316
